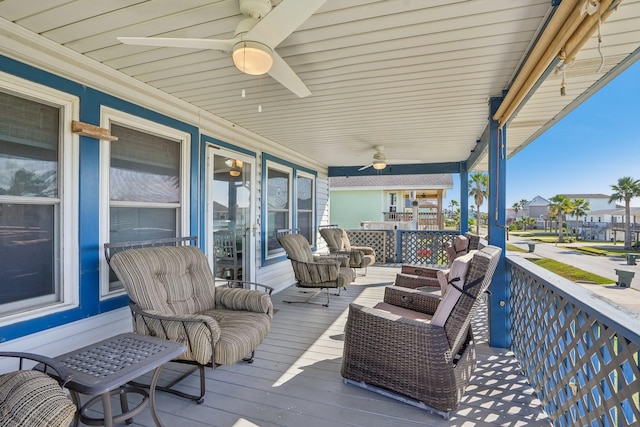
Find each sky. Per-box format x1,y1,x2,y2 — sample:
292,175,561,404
443,58,640,210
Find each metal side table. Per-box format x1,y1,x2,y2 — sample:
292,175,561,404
52,333,185,427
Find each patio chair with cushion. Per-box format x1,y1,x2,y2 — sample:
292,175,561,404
278,231,355,307
0,352,77,427
108,243,273,404
341,245,502,418
319,226,375,275
395,232,481,290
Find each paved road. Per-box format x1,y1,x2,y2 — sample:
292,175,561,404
507,235,640,312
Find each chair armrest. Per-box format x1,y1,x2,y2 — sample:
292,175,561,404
330,249,363,265
215,287,274,318
313,254,348,267
291,259,339,282
383,286,441,315
129,302,219,365
351,245,375,256
342,303,452,372
0,352,74,386
401,264,439,278
394,273,440,289
214,278,274,295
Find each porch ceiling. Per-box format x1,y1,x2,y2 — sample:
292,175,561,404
1,0,639,173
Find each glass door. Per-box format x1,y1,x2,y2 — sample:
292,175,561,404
205,146,255,282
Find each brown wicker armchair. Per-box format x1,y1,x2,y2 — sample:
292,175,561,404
341,245,501,418
395,232,481,290
278,231,354,306
319,226,375,275
107,242,273,404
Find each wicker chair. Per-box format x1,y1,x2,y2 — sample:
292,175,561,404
108,244,273,403
395,232,481,290
0,352,77,427
341,245,502,418
278,232,354,307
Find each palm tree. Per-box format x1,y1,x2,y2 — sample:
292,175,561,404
468,173,488,235
512,199,529,230
549,195,572,243
512,202,521,223
448,199,459,219
569,198,590,240
525,216,537,231
609,177,640,249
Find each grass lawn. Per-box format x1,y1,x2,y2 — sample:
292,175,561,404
529,258,614,284
507,243,527,252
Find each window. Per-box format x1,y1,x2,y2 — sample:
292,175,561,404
389,192,397,212
265,163,292,257
262,156,317,263
0,78,78,319
101,109,189,295
297,173,314,244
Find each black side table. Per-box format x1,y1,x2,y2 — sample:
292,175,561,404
52,332,185,427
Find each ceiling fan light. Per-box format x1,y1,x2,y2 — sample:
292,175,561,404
372,160,386,170
233,41,273,75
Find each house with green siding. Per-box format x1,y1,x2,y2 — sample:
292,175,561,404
329,174,453,230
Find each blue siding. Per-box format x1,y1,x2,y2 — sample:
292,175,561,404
0,55,200,341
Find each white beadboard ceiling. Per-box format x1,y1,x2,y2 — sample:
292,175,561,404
1,0,639,173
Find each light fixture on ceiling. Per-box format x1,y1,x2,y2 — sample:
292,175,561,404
232,41,273,75
225,159,244,177
372,160,386,170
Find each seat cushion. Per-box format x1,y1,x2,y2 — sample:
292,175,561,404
372,302,433,323
0,370,76,427
202,309,272,365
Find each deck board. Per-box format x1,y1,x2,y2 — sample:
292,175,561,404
82,265,550,426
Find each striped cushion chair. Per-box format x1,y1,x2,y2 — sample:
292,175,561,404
0,352,76,427
109,245,273,403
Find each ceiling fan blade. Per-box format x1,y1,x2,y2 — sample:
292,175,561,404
358,164,373,171
118,36,235,52
268,51,311,98
246,0,327,47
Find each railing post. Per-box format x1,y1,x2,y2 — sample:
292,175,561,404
460,165,469,234
488,95,510,348
396,230,403,263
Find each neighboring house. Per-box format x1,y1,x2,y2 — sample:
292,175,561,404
523,196,551,227
582,207,640,241
562,194,619,217
329,174,453,230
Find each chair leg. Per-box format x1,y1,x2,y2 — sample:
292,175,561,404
283,288,331,306
129,362,206,404
243,351,255,363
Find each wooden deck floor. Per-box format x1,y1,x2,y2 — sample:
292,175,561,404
87,265,551,426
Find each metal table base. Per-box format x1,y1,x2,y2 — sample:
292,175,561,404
51,333,185,427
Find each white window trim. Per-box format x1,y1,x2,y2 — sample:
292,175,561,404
296,170,315,244
0,72,79,326
99,107,190,299
265,160,293,259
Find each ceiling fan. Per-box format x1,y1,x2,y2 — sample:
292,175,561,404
117,0,326,98
358,145,419,171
